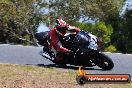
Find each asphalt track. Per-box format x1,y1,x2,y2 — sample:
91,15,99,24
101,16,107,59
0,44,132,76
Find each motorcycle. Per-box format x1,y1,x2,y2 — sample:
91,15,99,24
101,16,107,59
38,30,114,70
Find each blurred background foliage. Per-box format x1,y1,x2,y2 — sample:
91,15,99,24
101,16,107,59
0,0,132,53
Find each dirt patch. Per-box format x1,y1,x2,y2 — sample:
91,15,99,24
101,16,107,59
0,64,131,88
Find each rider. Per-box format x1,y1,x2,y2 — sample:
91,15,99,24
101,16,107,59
48,17,80,64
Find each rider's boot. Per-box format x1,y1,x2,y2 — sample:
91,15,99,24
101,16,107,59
42,47,55,61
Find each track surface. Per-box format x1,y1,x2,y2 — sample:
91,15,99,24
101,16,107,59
0,44,132,75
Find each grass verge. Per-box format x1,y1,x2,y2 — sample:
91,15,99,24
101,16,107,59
0,64,131,88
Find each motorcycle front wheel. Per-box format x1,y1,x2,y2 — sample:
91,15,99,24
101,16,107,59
94,53,114,70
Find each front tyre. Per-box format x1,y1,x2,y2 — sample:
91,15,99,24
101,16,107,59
94,53,114,70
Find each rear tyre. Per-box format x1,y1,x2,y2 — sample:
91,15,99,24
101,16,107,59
94,53,114,70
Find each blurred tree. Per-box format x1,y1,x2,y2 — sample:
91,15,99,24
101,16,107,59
74,22,92,32
108,14,126,53
79,0,124,22
0,0,46,45
91,21,113,50
47,0,124,24
123,10,132,53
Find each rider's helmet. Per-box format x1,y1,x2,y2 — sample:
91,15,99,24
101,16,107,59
55,18,68,36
